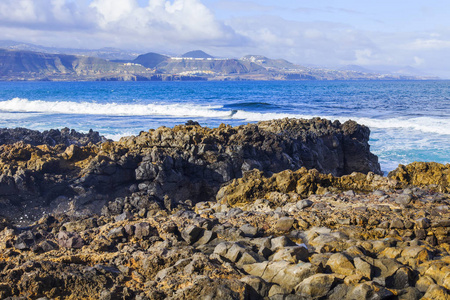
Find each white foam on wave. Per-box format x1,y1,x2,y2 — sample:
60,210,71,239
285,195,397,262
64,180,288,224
0,98,229,118
349,116,450,136
104,131,140,141
231,111,450,135
2,98,449,136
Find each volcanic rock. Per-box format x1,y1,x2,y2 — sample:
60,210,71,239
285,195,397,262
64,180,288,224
0,118,381,223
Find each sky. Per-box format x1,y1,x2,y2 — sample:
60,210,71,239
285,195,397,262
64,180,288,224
0,0,450,77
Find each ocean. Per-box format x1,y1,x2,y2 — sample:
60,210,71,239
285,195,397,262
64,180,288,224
0,80,449,174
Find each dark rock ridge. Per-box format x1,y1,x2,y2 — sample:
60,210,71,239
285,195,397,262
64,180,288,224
0,127,105,147
0,118,380,224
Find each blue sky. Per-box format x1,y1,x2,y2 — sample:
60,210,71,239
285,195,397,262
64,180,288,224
208,1,444,32
1,0,449,77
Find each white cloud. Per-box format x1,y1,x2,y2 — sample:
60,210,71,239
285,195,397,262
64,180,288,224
85,0,242,47
0,0,39,23
226,16,377,65
0,0,242,49
0,0,95,30
90,0,137,26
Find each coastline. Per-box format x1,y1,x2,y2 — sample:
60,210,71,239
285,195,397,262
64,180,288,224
0,119,449,299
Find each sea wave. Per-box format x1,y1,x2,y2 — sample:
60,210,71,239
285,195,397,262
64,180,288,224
351,117,450,135
2,98,450,135
0,98,229,118
231,110,450,135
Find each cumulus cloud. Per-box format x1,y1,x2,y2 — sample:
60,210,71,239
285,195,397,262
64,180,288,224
226,15,378,66
0,0,94,30
90,0,137,26
0,0,243,49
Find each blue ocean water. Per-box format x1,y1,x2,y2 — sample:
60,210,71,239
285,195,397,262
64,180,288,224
0,80,449,173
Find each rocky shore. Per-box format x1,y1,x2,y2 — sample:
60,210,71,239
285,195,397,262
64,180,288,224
0,119,449,299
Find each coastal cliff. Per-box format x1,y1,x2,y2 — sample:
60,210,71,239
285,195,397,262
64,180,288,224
0,119,448,299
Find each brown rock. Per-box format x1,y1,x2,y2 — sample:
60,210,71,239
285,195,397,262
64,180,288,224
416,217,431,229
271,246,309,263
57,231,84,249
416,275,436,293
275,217,295,232
354,257,372,279
295,274,337,298
423,284,450,300
389,162,450,193
326,253,355,276
391,218,405,229
134,222,153,239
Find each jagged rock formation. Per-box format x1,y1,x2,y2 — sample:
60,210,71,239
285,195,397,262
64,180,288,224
0,118,380,223
0,127,105,147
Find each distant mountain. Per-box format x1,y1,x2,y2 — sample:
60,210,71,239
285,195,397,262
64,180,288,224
182,50,214,59
158,58,264,75
0,47,437,81
338,64,437,78
0,49,74,74
132,52,170,68
0,49,152,81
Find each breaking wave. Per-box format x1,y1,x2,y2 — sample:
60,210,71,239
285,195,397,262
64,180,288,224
0,98,230,118
1,98,450,135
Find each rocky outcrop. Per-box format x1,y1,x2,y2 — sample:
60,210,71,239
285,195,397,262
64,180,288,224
0,118,381,224
389,162,450,193
217,161,450,207
216,167,397,206
0,127,105,147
